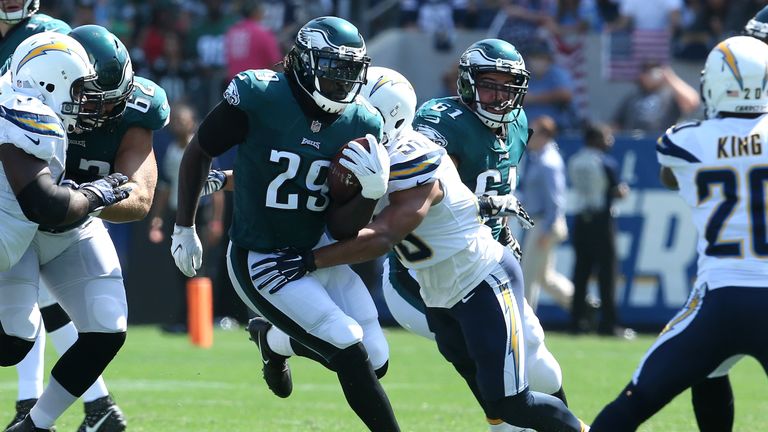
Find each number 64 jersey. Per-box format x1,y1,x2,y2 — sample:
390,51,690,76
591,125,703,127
374,128,504,308
657,116,768,289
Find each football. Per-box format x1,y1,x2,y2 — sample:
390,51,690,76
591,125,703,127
327,136,369,204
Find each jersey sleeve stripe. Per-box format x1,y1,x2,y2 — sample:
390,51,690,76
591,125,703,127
656,134,701,163
0,106,64,137
390,151,442,180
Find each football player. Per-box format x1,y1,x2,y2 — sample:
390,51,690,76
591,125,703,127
591,36,768,431
3,25,168,432
0,4,130,431
688,8,768,432
383,39,569,430
171,17,400,431
0,31,132,432
249,66,588,431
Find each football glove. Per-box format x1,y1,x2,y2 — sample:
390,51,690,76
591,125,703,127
498,225,523,262
171,224,203,277
339,134,390,200
79,173,132,214
250,248,317,294
201,169,227,197
478,194,535,229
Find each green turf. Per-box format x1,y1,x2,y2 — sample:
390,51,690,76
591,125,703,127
0,327,764,431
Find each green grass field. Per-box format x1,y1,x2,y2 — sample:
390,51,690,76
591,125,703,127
0,327,764,431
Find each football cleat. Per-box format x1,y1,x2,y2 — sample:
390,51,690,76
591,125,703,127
5,415,51,432
247,317,293,398
5,399,38,432
76,396,126,432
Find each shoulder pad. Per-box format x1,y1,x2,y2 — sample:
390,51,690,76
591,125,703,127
224,69,281,108
388,130,445,193
0,96,64,161
656,124,702,167
122,77,170,130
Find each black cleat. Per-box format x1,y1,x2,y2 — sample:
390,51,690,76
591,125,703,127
5,415,51,432
5,399,37,432
247,317,293,398
76,396,126,432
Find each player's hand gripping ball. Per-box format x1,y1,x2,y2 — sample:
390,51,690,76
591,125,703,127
328,136,369,204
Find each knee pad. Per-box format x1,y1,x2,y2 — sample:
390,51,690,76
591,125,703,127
360,318,389,371
375,360,389,379
313,311,363,350
0,326,35,366
41,303,71,332
527,345,563,394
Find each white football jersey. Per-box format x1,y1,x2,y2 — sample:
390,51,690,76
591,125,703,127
657,115,768,289
0,75,67,271
375,128,504,308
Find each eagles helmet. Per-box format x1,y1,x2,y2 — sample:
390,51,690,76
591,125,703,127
457,38,530,128
700,36,768,118
69,25,134,130
286,16,370,114
361,66,417,146
10,31,97,133
744,5,768,44
0,0,39,24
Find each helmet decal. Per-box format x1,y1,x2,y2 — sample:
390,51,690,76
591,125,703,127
715,41,743,90
16,40,74,74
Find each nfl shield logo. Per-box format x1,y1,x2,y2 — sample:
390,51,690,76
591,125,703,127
311,120,322,133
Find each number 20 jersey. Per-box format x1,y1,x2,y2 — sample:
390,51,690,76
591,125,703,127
374,128,504,308
657,116,768,289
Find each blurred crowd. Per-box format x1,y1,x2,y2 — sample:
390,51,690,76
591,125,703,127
36,0,767,134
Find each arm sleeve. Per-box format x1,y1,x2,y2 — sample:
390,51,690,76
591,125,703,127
196,101,249,157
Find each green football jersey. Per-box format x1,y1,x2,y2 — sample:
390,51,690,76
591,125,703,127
413,96,528,238
66,76,170,183
0,14,70,64
226,70,383,252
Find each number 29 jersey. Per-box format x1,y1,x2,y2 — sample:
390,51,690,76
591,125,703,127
657,116,768,289
375,128,504,308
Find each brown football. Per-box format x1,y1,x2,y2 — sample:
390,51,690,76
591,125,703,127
328,137,369,204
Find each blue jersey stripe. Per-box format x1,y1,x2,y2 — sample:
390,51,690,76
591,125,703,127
390,151,442,180
656,134,700,163
0,106,64,137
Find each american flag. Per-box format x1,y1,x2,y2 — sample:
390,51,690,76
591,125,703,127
603,29,671,81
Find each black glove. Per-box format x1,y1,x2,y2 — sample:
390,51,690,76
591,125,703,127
250,248,317,294
201,169,227,196
79,173,131,214
478,194,534,229
498,225,523,262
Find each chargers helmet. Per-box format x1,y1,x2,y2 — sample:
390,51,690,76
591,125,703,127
457,39,530,129
69,25,134,130
701,36,768,118
286,16,370,114
0,0,39,24
361,67,417,146
10,31,97,133
744,6,768,44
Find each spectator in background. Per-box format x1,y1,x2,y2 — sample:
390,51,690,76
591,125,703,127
613,62,700,133
186,0,237,116
225,0,282,79
611,0,683,75
418,0,456,51
487,0,557,51
522,39,577,130
148,103,224,333
517,116,573,313
151,31,197,104
567,123,634,339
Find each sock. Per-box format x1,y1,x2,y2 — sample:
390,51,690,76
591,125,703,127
551,386,568,407
47,324,110,403
16,331,45,400
29,377,76,428
266,326,295,357
692,375,734,432
290,337,330,367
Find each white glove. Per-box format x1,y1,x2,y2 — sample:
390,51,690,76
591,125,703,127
478,194,535,229
171,224,202,277
339,133,390,200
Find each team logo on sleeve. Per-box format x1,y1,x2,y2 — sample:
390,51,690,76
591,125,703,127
223,81,240,106
414,124,447,147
